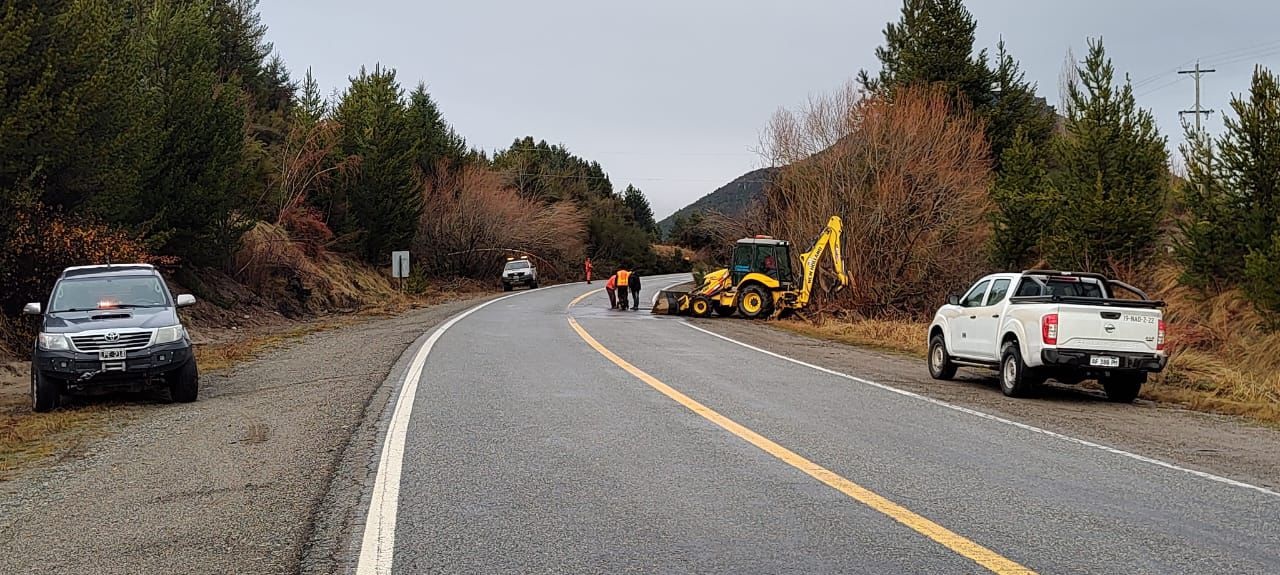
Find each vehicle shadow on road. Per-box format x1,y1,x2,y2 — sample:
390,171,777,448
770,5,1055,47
954,372,1118,404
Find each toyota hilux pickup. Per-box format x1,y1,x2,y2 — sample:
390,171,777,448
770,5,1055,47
23,264,199,412
501,257,539,291
928,270,1166,402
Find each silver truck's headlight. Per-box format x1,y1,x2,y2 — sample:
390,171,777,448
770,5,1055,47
38,333,71,351
154,325,186,345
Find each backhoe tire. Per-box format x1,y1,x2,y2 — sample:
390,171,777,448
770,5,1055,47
690,296,713,318
1100,372,1145,403
714,304,736,317
928,335,958,380
999,341,1041,398
737,285,773,320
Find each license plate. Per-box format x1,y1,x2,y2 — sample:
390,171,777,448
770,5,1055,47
1089,355,1120,368
99,349,127,361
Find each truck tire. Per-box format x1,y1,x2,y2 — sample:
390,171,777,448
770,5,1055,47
737,285,773,320
928,334,958,380
531,281,539,289
690,296,713,318
999,341,1041,398
31,367,62,413
1100,372,1146,403
169,359,200,403
503,283,512,292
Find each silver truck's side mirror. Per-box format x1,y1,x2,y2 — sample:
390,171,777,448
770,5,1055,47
22,302,41,315
947,294,961,306
175,294,197,308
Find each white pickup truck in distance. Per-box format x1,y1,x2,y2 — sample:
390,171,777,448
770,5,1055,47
928,270,1167,402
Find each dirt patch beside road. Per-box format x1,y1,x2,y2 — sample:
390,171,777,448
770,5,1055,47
696,319,1280,491
0,294,495,575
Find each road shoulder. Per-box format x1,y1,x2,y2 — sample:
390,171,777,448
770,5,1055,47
0,295,495,575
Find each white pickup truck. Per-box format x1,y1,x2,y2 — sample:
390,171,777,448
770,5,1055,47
928,270,1167,402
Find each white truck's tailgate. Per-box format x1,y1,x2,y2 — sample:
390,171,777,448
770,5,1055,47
1057,305,1161,353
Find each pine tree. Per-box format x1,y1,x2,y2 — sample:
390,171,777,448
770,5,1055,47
329,65,420,262
988,39,1056,171
858,0,992,110
405,84,468,179
1044,39,1168,271
989,128,1051,269
1176,128,1243,290
621,185,659,238
295,68,328,125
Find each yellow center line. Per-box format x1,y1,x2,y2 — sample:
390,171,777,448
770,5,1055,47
566,316,1036,575
567,288,604,311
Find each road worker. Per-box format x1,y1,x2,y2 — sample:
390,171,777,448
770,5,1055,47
605,272,618,309
615,268,632,311
627,271,642,310
584,257,593,284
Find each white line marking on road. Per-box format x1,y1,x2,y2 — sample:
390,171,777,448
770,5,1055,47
683,322,1280,499
356,285,577,575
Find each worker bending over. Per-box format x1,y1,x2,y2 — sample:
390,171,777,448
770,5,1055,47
605,273,618,309
615,268,632,311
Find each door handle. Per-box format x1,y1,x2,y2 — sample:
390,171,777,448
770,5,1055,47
991,314,1000,318
969,315,977,319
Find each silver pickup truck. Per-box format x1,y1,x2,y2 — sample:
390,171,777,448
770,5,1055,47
928,270,1166,402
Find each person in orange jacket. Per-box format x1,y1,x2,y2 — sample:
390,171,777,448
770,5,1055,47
584,257,593,284
615,268,632,310
605,272,618,309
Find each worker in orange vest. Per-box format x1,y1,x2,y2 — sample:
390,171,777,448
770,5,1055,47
584,257,593,284
605,272,618,309
615,268,632,311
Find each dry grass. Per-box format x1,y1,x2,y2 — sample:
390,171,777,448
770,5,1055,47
777,317,928,358
0,391,136,480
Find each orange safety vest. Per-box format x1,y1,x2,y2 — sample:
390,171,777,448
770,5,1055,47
606,275,617,289
615,270,631,285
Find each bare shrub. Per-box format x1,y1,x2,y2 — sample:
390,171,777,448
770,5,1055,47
760,83,993,318
415,164,587,280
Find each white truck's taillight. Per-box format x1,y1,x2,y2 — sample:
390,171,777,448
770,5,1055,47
1042,313,1059,345
1157,319,1166,351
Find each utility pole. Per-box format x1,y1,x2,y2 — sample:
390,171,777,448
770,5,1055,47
1179,60,1217,173
1178,60,1217,133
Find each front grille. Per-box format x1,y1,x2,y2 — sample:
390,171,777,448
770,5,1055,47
71,331,153,352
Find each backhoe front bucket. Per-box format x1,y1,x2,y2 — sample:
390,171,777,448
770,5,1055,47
652,290,688,315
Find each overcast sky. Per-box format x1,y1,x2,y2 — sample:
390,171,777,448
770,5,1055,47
259,0,1280,220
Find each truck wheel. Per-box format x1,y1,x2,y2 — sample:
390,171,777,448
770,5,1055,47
503,284,512,292
169,359,200,403
31,367,62,413
737,286,773,320
714,304,736,317
531,281,539,289
1100,372,1146,403
928,335,958,380
999,342,1040,398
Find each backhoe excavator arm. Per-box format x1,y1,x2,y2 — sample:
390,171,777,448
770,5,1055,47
795,215,848,308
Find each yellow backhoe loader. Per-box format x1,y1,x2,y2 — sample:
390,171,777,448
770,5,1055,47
653,215,848,319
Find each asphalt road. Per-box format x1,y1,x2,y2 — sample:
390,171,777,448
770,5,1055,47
361,278,1280,574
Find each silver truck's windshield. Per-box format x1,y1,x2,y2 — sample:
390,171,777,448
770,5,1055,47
505,261,531,270
50,276,169,311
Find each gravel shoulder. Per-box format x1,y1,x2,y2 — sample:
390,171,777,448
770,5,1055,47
697,319,1280,491
0,295,494,575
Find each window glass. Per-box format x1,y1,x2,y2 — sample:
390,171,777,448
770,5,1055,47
1015,279,1041,297
51,276,168,312
986,279,1012,306
961,280,991,307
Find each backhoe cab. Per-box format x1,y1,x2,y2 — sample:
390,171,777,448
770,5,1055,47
655,215,848,319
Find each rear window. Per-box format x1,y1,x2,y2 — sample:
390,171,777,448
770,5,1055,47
1016,277,1105,298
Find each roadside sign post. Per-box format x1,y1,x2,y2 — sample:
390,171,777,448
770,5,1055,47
392,251,410,292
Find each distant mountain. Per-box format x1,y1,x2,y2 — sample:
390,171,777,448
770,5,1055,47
658,167,776,235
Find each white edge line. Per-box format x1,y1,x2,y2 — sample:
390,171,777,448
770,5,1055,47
355,284,578,575
681,322,1280,499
